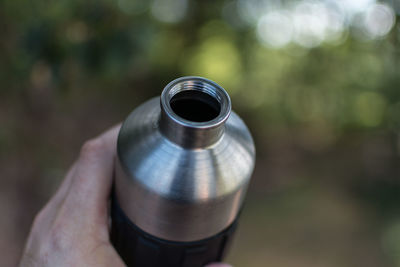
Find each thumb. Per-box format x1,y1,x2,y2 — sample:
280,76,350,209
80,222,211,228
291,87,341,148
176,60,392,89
65,124,121,216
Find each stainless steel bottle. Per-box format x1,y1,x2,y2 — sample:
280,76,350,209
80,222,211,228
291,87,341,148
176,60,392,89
111,76,255,267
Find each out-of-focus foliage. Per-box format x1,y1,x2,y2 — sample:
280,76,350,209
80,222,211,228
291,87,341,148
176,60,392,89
2,0,400,131
2,0,400,266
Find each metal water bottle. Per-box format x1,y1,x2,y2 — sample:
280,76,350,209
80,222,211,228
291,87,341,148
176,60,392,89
111,76,255,267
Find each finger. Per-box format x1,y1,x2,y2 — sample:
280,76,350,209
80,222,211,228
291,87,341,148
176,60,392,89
47,161,77,208
65,124,121,216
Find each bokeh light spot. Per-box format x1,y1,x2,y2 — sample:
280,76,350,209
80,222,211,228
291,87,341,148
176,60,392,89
256,11,293,48
237,0,281,25
337,0,376,14
151,0,188,24
363,3,395,39
183,37,242,91
292,2,329,48
243,0,397,48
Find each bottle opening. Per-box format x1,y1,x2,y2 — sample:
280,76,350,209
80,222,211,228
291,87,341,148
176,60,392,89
161,76,231,133
160,77,232,147
170,90,221,122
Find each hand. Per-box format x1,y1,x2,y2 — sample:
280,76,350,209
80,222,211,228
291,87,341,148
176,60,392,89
20,125,124,267
20,125,232,267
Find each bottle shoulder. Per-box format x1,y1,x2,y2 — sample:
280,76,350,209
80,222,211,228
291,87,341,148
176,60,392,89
117,97,255,202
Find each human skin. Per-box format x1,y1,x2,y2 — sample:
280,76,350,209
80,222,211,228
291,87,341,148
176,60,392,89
19,125,231,267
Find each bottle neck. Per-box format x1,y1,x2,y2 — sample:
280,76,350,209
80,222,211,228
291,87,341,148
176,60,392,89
158,77,231,149
159,108,225,148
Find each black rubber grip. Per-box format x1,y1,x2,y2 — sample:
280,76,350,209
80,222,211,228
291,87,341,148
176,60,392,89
110,193,237,267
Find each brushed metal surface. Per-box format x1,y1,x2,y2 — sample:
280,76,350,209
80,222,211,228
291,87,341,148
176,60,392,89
115,76,255,242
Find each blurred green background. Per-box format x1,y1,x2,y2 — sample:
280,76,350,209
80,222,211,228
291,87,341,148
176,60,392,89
1,0,400,266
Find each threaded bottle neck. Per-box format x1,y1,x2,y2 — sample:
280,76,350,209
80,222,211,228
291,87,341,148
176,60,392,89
159,77,231,149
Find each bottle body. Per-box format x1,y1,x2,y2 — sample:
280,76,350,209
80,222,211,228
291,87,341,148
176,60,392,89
112,77,255,266
111,192,238,267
